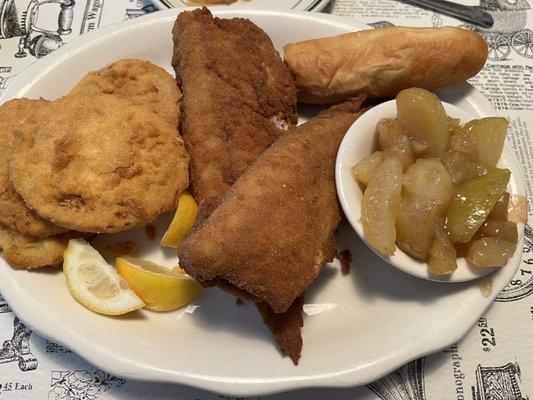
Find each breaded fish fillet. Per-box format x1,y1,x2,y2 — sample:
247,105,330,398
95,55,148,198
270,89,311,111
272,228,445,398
256,296,304,364
172,7,298,216
178,97,366,362
173,8,302,362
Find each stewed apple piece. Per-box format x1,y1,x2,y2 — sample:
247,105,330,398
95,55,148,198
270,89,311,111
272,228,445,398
361,155,403,256
446,168,511,243
396,88,450,157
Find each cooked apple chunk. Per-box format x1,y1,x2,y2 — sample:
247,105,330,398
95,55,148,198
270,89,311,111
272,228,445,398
396,159,454,260
352,151,384,187
428,222,458,276
466,237,516,268
478,220,518,243
489,192,510,220
453,117,507,167
396,88,450,157
386,134,414,171
377,118,407,150
361,155,402,256
446,168,510,243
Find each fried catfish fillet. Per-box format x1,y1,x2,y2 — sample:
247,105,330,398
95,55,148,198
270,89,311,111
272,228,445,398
173,7,303,362
172,7,298,217
256,296,305,364
178,96,366,315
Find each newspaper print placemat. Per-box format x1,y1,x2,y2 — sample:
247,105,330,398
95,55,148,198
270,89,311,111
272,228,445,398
0,0,532,398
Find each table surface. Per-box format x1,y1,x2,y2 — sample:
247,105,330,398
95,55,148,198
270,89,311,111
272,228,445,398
0,0,532,399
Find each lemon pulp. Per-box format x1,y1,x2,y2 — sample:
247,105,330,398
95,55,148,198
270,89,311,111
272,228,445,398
63,239,145,315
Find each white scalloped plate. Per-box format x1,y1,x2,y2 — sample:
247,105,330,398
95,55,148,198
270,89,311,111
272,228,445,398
0,9,526,396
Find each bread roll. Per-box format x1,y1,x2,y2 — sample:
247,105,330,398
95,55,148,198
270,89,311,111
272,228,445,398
283,27,488,104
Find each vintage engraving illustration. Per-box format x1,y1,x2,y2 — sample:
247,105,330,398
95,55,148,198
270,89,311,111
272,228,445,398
496,224,533,302
0,71,13,91
0,0,75,58
0,317,38,371
462,0,533,61
0,0,153,93
45,339,72,354
367,20,394,28
48,370,125,400
124,3,154,19
0,292,10,313
366,358,426,400
471,362,528,400
370,1,533,61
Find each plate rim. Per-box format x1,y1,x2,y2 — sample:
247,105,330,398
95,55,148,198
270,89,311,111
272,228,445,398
0,8,362,101
0,8,526,396
150,0,331,12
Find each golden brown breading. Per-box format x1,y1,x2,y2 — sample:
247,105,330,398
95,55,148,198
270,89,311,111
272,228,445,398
0,225,81,269
178,96,366,314
9,94,189,233
0,98,67,238
256,296,304,365
172,8,298,216
70,59,181,127
173,8,303,362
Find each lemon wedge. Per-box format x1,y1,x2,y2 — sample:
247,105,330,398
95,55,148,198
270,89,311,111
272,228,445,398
161,192,198,248
63,239,145,315
116,256,201,312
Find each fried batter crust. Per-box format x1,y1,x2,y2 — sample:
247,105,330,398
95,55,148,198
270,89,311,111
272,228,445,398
173,8,304,363
178,97,366,313
9,94,189,233
0,98,67,238
172,8,298,216
70,59,181,127
257,296,305,365
0,225,82,269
